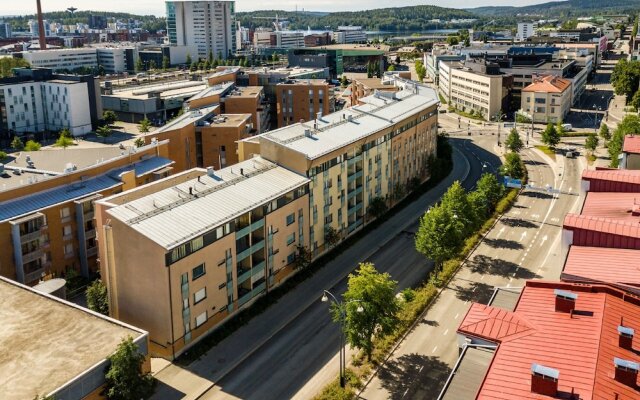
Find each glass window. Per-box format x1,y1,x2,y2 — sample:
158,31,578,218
171,245,187,262
192,264,205,280
60,207,70,218
287,252,296,264
194,287,207,304
191,237,204,252
286,213,295,226
181,272,188,285
286,233,295,246
195,311,207,327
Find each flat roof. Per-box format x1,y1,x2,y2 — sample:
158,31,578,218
309,43,390,52
440,346,495,400
260,81,438,160
7,147,126,175
563,246,640,294
104,157,309,249
0,276,145,400
225,85,263,99
152,105,219,134
107,80,207,100
353,78,396,90
186,81,234,102
205,113,251,128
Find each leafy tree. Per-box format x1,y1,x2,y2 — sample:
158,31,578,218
162,56,170,71
295,245,312,269
555,121,566,137
608,114,640,167
54,134,74,149
387,64,396,72
138,118,151,133
134,137,145,148
86,279,109,315
208,50,213,65
500,152,524,180
0,57,30,78
611,59,640,101
541,123,560,148
96,126,112,143
440,181,473,236
103,110,117,126
24,140,41,151
60,128,72,139
505,128,523,153
135,57,145,73
335,263,399,362
599,123,611,142
473,173,504,215
104,336,154,400
631,89,640,110
368,197,388,219
324,226,340,248
414,60,426,82
340,75,349,87
190,62,198,72
0,151,6,162
585,132,599,153
272,53,279,63
186,53,192,66
446,36,459,46
463,37,470,47
11,136,24,151
415,203,465,270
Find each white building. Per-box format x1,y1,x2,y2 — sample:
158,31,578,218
21,48,98,72
0,21,11,39
28,19,51,38
96,48,128,74
333,26,367,44
516,23,536,42
166,0,236,60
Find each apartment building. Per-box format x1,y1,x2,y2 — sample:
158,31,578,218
254,31,305,49
275,79,332,127
144,106,253,171
166,0,236,60
20,48,98,72
0,141,174,285
424,52,465,85
241,78,439,254
516,22,537,42
350,77,400,106
96,47,128,74
332,26,367,44
439,59,510,120
95,158,310,359
0,68,101,139
521,75,572,123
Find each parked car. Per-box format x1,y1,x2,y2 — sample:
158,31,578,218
561,123,573,131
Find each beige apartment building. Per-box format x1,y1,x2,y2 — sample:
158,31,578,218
438,59,510,120
241,78,439,255
0,142,173,285
95,158,310,359
275,79,332,127
521,74,572,123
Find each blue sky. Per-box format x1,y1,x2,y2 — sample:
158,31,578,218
0,0,557,17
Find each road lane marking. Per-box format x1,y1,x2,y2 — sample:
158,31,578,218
443,329,449,336
520,232,527,241
454,313,459,320
496,226,506,238
539,235,548,247
432,346,438,353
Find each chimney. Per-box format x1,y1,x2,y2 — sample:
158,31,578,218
618,326,635,350
531,364,559,397
554,289,577,313
206,166,215,178
614,357,639,387
304,128,312,138
36,0,46,50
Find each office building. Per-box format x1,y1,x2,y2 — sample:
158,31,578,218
275,79,331,127
166,0,236,60
254,31,305,49
0,276,149,400
521,75,572,123
305,33,332,47
516,22,536,42
288,44,388,78
88,14,108,30
0,68,101,138
0,141,173,285
0,21,11,39
95,158,310,359
28,19,51,38
332,26,367,44
21,48,98,72
424,52,465,85
96,47,128,74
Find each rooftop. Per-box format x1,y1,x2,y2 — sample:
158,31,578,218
522,74,572,93
186,81,234,102
260,81,438,160
624,135,640,154
582,168,640,189
302,43,390,52
563,246,640,294
581,192,640,223
107,80,207,100
563,214,640,240
0,276,145,400
225,85,263,99
152,105,219,134
103,157,309,250
203,113,251,128
459,281,640,400
353,78,397,90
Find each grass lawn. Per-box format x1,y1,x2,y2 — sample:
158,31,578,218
535,145,556,161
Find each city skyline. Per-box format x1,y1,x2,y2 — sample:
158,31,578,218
0,0,559,18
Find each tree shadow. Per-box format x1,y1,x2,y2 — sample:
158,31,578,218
500,217,538,229
421,319,440,327
377,353,452,400
469,254,540,280
523,159,548,166
484,238,524,250
520,191,554,200
453,282,494,304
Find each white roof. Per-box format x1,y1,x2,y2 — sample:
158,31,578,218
105,157,309,249
261,83,438,160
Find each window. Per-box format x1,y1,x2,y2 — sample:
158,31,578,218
194,287,207,304
286,233,296,246
60,207,70,219
63,225,72,237
183,298,189,310
287,252,296,265
191,237,204,252
64,243,73,256
181,272,188,285
195,311,207,328
172,245,187,262
192,264,206,280
286,213,295,226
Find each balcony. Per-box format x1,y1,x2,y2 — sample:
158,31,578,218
348,203,363,216
237,268,251,285
85,229,96,239
22,248,44,264
237,288,252,307
20,230,42,244
252,260,266,275
347,170,363,183
24,267,45,284
87,246,98,257
84,210,95,220
347,154,363,166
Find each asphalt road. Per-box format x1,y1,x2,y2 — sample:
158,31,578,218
358,143,586,399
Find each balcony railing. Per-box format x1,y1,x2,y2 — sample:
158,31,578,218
87,246,98,257
22,248,44,264
20,230,42,244
237,268,251,285
85,229,96,239
84,210,95,220
24,268,45,284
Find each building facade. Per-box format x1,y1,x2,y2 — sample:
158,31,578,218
166,0,236,60
21,48,98,72
275,80,331,127
516,22,536,42
521,75,572,123
332,26,367,44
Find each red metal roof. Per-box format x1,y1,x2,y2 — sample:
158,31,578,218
562,246,640,295
459,281,640,400
459,304,535,342
581,192,640,222
564,214,640,240
623,135,640,154
582,169,640,193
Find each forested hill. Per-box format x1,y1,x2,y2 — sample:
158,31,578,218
470,0,640,16
236,6,478,31
2,11,165,33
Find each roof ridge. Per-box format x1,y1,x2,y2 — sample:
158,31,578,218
591,292,611,397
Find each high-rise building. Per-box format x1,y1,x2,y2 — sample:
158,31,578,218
166,0,236,60
28,19,51,38
0,21,11,39
88,14,108,30
516,22,536,42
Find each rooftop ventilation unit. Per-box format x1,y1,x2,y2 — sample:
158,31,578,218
614,357,639,387
554,289,577,313
304,129,312,138
531,363,559,397
618,325,635,350
206,167,215,178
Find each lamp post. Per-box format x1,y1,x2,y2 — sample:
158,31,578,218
496,112,506,147
321,290,364,388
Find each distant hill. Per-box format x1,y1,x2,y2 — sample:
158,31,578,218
237,6,477,31
469,0,640,17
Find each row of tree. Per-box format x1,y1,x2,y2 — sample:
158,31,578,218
611,59,640,108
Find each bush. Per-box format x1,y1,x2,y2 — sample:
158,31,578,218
0,151,6,162
24,140,41,151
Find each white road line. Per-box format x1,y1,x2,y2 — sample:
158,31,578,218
537,268,542,274
480,275,485,281
443,329,449,336
509,277,513,282
454,313,460,320
403,388,410,397
496,226,506,238
520,232,527,241
432,346,438,353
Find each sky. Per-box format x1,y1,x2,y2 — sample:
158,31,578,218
0,0,558,18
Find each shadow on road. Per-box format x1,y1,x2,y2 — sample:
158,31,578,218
376,354,452,400
520,191,555,200
468,254,540,280
500,217,538,229
484,238,524,250
152,379,186,400
453,281,494,304
524,159,548,166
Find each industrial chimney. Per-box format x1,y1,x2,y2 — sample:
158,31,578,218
36,0,47,50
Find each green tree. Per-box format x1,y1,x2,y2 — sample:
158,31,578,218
162,56,170,71
414,60,426,82
104,336,154,400
387,64,396,72
585,132,599,153
500,152,525,180
556,121,566,137
135,57,145,73
611,59,640,101
324,226,340,248
463,37,470,47
541,123,560,148
11,136,24,151
186,53,192,66
134,137,145,148
473,173,504,215
96,126,112,143
446,36,459,46
0,151,6,162
368,196,388,219
0,57,30,78
138,118,151,133
415,203,465,270
336,263,399,362
440,181,473,234
505,128,523,153
631,89,640,110
148,60,156,71
103,110,117,126
208,50,214,65
86,279,109,315
608,114,640,167
599,123,611,142
295,245,312,269
24,140,41,151
54,132,74,149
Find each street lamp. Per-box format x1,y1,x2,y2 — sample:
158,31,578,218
321,289,364,388
496,112,507,147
